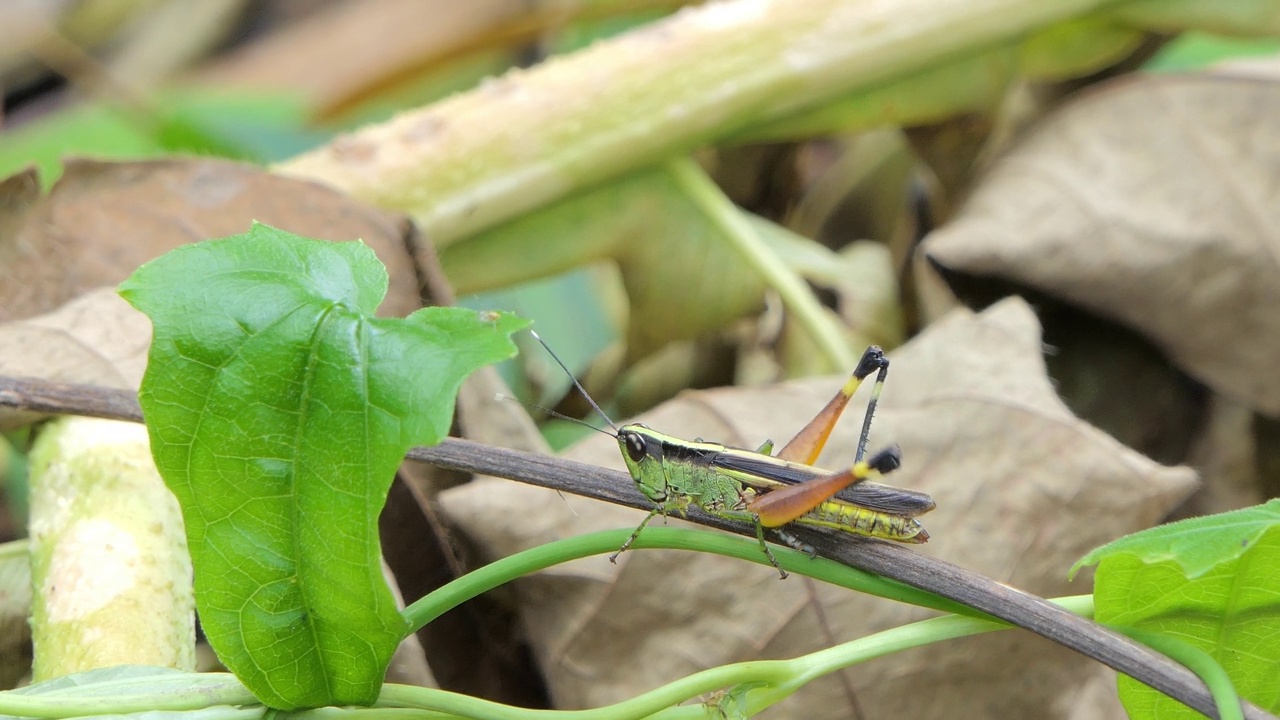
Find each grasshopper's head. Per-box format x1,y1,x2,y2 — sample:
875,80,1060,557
616,423,668,503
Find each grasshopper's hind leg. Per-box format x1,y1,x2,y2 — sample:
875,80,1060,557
852,348,889,463
748,445,902,528
611,506,664,563
776,346,889,465
714,503,790,579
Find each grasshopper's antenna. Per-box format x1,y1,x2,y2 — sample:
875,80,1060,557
495,394,615,439
528,330,620,433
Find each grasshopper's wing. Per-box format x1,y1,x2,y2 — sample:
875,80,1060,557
710,451,934,518
833,480,935,517
709,450,823,486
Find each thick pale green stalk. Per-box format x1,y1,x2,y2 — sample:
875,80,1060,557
665,157,855,369
27,417,194,679
277,0,1118,246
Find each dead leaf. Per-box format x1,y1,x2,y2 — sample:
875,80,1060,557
0,169,39,247
0,156,424,433
191,0,532,119
0,157,420,322
921,73,1280,415
0,288,149,387
0,288,151,430
439,297,1196,717
380,556,436,689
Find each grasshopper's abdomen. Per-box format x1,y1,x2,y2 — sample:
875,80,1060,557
799,500,929,543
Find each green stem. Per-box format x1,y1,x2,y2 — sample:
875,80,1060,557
380,596,1096,719
292,709,459,720
794,594,1093,683
27,417,196,679
377,662,793,720
401,527,975,635
0,595,1091,720
664,157,855,370
736,596,1094,715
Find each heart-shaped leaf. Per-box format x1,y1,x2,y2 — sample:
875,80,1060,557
1075,501,1280,717
119,223,527,709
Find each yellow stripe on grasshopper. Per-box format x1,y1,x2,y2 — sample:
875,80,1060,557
798,500,930,543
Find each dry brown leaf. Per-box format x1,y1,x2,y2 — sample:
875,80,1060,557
191,0,531,118
0,288,149,387
0,169,39,248
921,73,1280,415
439,297,1196,717
0,157,420,322
0,156,422,429
380,557,435,689
0,288,151,430
1217,54,1280,80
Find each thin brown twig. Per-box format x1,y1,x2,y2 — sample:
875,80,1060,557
0,374,1270,720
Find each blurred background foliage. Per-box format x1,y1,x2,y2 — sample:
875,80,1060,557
2,3,1277,442
3,0,1279,538
1,1,1278,492
3,4,1274,430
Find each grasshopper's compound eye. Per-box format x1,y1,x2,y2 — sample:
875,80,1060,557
621,431,648,463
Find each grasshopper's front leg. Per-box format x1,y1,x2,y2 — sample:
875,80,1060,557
753,519,788,579
711,507,789,579
610,506,665,563
611,492,695,563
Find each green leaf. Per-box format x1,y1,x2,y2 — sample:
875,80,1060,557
1072,500,1280,579
1145,32,1280,73
1075,502,1280,717
0,90,316,187
118,224,527,709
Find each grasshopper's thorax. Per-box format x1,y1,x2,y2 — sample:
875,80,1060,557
616,424,669,503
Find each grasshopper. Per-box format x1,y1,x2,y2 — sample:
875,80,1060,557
531,333,934,578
